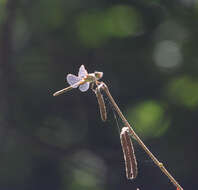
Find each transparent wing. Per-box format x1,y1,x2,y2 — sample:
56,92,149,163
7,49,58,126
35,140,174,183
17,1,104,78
67,74,81,88
78,65,88,78
79,82,90,92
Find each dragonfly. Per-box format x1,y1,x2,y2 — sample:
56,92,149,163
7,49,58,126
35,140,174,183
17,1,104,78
53,65,103,96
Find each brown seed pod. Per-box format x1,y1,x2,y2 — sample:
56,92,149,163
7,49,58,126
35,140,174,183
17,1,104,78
120,127,138,179
95,86,107,122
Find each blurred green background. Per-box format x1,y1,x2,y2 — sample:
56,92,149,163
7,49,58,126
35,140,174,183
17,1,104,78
0,0,197,189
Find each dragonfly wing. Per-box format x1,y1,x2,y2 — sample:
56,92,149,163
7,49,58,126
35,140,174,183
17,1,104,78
79,82,90,92
78,65,88,78
67,74,81,88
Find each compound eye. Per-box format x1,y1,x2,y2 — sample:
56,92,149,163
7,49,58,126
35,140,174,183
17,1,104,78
95,72,103,79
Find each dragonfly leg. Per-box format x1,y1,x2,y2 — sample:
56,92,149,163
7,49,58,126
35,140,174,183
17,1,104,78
91,83,98,94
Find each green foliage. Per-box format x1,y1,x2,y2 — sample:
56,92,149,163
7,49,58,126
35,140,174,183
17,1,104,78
76,5,143,47
0,0,6,24
0,135,33,184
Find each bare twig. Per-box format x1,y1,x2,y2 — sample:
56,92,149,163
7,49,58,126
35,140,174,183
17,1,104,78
99,82,183,190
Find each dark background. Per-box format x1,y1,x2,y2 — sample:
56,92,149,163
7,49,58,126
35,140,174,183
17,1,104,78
0,0,197,189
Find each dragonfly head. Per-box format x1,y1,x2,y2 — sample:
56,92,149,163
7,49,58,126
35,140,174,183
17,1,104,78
94,71,103,80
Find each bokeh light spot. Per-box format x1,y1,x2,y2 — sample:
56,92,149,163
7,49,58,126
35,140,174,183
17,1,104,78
76,11,108,47
167,76,198,109
104,5,142,38
62,150,106,190
0,0,6,5
154,40,182,69
126,101,170,139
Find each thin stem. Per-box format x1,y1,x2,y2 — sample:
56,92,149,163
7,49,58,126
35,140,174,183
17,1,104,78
100,82,183,190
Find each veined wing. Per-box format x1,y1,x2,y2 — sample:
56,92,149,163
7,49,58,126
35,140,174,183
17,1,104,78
67,74,81,88
79,82,90,92
78,65,88,78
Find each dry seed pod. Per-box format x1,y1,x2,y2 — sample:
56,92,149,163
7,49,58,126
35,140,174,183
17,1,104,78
120,127,138,179
95,86,107,122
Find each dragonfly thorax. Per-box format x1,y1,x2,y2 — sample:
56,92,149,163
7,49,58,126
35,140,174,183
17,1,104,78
84,73,97,82
84,72,103,82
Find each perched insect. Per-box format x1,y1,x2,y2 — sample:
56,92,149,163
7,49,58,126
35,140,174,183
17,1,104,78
53,65,103,96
